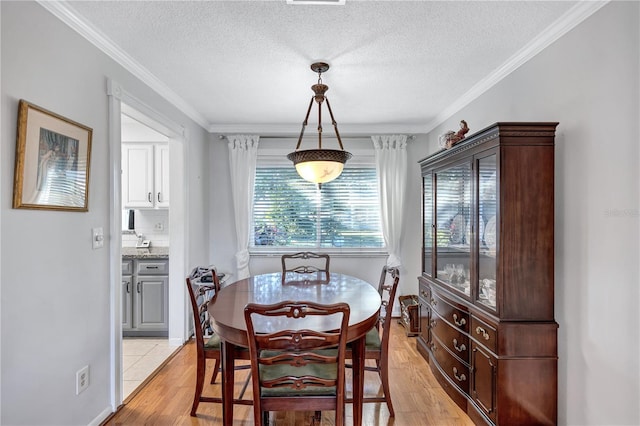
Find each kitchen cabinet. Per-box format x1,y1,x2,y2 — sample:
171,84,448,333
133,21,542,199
122,143,169,209
122,260,133,330
122,258,169,336
417,122,558,425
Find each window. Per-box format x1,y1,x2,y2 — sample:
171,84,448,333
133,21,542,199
252,166,384,249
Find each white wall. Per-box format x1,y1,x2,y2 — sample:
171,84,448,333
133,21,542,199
0,2,211,425
407,2,639,425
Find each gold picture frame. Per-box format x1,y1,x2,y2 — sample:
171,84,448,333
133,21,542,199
13,100,93,212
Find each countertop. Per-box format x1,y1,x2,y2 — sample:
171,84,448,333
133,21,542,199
122,246,169,259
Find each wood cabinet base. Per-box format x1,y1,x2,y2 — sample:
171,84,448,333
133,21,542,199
422,343,557,425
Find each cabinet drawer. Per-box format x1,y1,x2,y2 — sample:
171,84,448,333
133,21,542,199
471,316,497,353
418,280,431,301
431,310,469,362
418,303,431,344
122,260,133,275
432,335,470,395
431,291,469,333
136,260,169,275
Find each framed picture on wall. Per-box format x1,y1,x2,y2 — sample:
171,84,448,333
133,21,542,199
12,100,93,212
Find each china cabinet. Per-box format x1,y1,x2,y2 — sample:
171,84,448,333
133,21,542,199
122,143,170,209
417,122,558,425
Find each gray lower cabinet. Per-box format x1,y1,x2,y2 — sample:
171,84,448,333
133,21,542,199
122,258,169,337
122,260,134,330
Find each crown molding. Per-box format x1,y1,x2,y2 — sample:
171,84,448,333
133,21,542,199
209,122,425,137
38,1,209,130
423,0,610,134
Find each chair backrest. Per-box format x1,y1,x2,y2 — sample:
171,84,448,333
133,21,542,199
376,266,400,341
281,251,330,284
244,301,350,417
185,269,221,349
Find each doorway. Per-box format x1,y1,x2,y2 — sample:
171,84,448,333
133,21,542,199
120,113,176,399
108,80,189,409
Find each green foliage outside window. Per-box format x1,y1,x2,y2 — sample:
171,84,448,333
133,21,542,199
253,167,384,249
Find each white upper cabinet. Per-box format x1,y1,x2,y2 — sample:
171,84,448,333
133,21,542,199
154,144,170,208
122,143,169,209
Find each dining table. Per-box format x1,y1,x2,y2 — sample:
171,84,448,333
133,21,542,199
208,271,382,426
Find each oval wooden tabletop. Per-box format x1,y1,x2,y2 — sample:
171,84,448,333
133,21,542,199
208,272,382,347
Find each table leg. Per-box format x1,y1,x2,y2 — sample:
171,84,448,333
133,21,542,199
221,340,235,426
351,335,365,426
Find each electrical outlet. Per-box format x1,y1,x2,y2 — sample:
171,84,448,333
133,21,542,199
154,222,164,231
76,365,89,395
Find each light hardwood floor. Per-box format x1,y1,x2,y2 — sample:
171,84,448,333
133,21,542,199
104,321,474,425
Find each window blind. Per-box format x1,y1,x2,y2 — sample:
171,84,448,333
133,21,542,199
253,167,384,248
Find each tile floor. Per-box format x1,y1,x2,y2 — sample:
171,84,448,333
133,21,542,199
122,338,181,400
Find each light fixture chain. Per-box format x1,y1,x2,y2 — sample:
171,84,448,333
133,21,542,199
295,96,315,151
324,98,344,150
317,97,323,149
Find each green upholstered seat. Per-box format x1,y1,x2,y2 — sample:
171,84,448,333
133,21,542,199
346,326,381,351
259,349,338,397
203,333,221,349
364,327,382,349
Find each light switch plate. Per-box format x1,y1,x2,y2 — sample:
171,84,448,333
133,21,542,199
92,227,104,249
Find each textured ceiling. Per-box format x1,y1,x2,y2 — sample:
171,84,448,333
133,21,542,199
55,1,586,134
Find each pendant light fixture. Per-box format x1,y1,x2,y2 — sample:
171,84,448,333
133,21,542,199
287,62,352,185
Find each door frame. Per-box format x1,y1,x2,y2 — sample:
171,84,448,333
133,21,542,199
107,79,189,409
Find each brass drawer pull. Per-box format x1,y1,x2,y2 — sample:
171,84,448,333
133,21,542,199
420,290,429,298
430,297,437,307
476,326,490,340
453,313,466,327
453,367,466,382
453,338,466,352
430,319,437,329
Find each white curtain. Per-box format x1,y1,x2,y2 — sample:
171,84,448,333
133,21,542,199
227,134,259,279
372,135,408,268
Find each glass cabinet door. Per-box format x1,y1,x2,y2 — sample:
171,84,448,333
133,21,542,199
423,174,433,276
476,154,497,310
435,162,471,296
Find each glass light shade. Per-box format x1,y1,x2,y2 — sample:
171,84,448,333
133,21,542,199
295,160,344,184
287,149,352,184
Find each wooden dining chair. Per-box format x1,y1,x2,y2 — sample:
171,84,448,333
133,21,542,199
185,271,251,416
244,300,350,426
346,265,400,417
281,251,331,284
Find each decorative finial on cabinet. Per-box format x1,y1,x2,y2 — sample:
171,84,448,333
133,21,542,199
439,120,470,149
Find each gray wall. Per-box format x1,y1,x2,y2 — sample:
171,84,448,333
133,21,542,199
0,2,211,425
